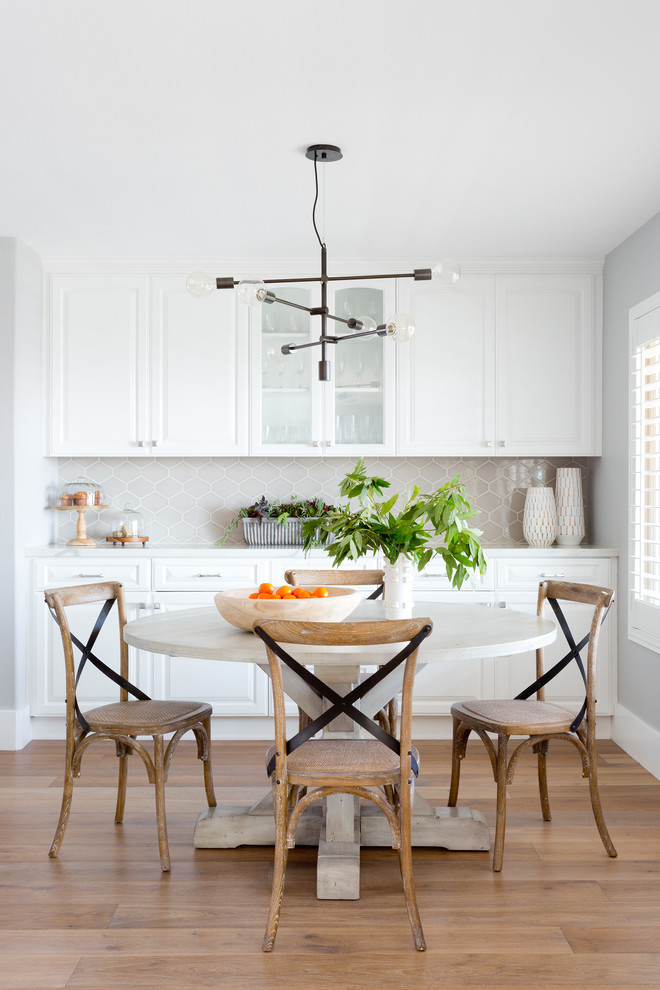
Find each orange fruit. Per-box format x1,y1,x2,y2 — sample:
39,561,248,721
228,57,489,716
280,594,295,600
248,592,259,599
276,585,292,597
296,588,312,598
291,587,305,598
313,587,329,598
257,592,276,599
258,582,275,595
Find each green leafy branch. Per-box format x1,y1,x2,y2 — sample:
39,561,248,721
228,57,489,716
301,458,487,590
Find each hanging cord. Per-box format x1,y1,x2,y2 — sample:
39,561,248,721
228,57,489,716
312,153,324,249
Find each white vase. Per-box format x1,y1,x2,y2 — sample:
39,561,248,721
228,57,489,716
523,487,557,548
555,467,585,546
382,556,414,615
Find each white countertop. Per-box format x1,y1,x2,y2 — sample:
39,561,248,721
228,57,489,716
25,544,619,557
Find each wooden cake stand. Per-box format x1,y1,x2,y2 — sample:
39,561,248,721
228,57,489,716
51,505,109,547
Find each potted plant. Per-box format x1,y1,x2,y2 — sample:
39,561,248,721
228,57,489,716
220,495,338,548
301,459,487,609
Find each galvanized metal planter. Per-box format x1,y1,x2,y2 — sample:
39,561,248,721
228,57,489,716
241,517,329,548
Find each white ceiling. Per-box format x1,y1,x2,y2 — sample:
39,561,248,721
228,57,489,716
2,0,660,261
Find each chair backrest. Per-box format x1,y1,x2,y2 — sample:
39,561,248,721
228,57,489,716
532,580,614,724
284,568,385,591
254,617,432,779
44,582,129,733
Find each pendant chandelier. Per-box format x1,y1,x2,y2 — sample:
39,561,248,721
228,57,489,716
187,144,461,381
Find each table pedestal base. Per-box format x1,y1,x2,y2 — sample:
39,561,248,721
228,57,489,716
194,791,490,899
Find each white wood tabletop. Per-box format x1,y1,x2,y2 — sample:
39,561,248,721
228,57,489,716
124,599,557,664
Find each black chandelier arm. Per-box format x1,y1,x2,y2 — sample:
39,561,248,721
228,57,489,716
215,269,432,290
281,323,386,355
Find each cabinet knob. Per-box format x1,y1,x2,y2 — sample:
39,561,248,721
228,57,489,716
484,440,493,447
498,440,507,447
152,440,161,447
312,440,320,447
137,440,146,447
326,439,334,447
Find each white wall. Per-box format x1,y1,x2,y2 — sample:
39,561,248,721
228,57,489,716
0,238,56,747
592,211,660,737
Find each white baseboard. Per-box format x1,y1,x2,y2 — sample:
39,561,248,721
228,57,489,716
612,704,660,781
0,706,32,750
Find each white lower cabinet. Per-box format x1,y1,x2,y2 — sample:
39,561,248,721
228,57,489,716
152,594,270,716
27,548,617,732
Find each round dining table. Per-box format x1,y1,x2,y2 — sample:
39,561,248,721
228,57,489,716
124,598,556,899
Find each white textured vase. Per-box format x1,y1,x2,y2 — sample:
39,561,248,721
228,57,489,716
382,556,414,615
555,467,585,546
523,487,557,548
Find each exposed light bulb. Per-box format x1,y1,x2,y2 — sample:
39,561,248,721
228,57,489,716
385,313,415,342
237,280,267,304
431,259,461,285
186,272,216,298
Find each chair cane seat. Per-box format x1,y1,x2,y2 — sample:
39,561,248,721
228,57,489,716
453,699,576,735
266,737,418,783
83,699,213,734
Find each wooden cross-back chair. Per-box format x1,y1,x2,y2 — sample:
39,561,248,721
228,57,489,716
448,580,616,871
284,568,385,599
44,581,216,871
254,616,433,952
283,568,397,735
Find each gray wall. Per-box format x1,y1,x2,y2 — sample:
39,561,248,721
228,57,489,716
592,211,660,732
0,238,56,715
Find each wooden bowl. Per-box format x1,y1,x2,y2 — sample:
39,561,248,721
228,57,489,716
214,587,362,632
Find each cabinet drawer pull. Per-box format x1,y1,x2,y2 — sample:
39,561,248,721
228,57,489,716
197,573,223,578
137,440,147,447
78,573,104,578
540,572,566,578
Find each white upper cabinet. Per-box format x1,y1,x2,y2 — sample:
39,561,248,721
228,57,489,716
397,272,601,457
249,279,395,456
397,276,496,456
50,274,150,456
48,274,248,456
495,276,598,455
150,276,247,456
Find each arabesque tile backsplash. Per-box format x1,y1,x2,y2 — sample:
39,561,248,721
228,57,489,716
55,457,590,547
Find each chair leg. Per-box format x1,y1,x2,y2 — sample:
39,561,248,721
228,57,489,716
263,781,289,952
398,779,426,951
49,763,75,858
153,735,171,872
200,717,217,808
535,740,552,822
492,733,509,872
447,718,470,807
587,745,617,858
115,750,129,824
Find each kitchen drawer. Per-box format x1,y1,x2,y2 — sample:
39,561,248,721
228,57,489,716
35,557,151,592
153,557,263,591
495,557,611,592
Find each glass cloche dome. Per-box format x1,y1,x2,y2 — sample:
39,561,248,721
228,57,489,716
56,476,105,507
109,504,148,544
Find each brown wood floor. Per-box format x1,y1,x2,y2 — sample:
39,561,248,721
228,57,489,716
1,737,659,989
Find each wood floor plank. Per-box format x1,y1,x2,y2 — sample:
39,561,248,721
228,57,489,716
0,739,659,989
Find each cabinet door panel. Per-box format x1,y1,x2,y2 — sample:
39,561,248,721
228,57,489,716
411,592,497,714
397,277,496,455
151,277,247,455
496,276,594,454
31,594,152,716
50,275,149,455
155,595,269,716
494,597,612,714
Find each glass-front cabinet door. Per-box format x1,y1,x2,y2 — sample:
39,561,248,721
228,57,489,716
250,279,395,456
325,280,396,455
250,284,323,455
